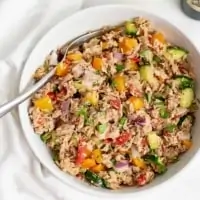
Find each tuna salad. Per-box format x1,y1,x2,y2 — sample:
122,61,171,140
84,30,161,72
29,17,198,189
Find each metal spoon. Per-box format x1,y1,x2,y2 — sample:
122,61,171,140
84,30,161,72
0,25,118,118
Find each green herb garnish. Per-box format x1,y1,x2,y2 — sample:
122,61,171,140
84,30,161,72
52,84,59,93
159,107,170,119
145,93,152,103
119,116,127,129
40,132,52,143
153,55,162,63
174,75,194,90
116,64,125,72
77,106,88,123
164,124,177,133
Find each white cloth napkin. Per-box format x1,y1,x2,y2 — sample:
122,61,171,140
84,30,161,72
1,0,200,200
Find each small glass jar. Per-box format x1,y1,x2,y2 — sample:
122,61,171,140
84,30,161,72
181,0,200,20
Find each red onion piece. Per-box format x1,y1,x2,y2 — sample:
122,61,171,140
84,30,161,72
128,115,146,126
115,160,129,168
113,52,123,61
61,99,71,116
134,116,146,126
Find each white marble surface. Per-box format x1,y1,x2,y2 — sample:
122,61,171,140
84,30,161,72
0,0,200,200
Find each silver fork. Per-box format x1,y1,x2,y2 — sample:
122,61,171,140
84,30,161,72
0,25,120,118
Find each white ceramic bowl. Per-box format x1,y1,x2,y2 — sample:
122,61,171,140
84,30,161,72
18,5,200,198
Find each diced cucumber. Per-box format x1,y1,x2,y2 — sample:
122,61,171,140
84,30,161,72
143,154,167,174
178,114,194,127
155,99,165,106
140,50,153,63
153,55,162,63
167,46,188,60
97,123,107,134
174,75,194,90
74,81,83,90
180,88,194,108
140,65,154,83
125,21,137,36
85,170,108,188
154,95,165,106
147,132,161,149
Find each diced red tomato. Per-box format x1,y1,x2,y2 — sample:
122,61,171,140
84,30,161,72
110,99,121,110
75,141,88,165
132,56,140,63
141,137,147,146
115,132,131,145
47,92,57,101
136,174,147,186
104,138,113,144
57,87,67,98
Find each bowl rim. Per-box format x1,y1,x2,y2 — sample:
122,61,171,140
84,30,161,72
18,4,200,198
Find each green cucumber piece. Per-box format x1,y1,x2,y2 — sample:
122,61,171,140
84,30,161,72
119,116,127,129
174,75,194,90
153,55,162,63
178,114,194,127
140,65,154,83
140,49,154,63
143,154,167,174
85,170,108,188
180,88,194,108
147,132,161,149
125,21,137,36
154,95,165,106
167,46,188,60
97,123,107,134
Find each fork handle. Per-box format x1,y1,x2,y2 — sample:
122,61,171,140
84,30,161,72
0,68,55,118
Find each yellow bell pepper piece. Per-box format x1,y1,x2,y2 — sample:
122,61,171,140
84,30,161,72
101,42,109,50
81,159,96,169
182,140,192,149
113,74,126,92
92,149,102,164
84,91,99,106
67,53,82,61
55,62,69,76
128,96,144,111
119,37,138,53
91,164,105,173
126,60,138,71
34,96,53,112
152,32,166,44
133,158,146,169
92,57,103,71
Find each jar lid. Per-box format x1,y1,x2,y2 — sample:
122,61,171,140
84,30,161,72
181,0,200,20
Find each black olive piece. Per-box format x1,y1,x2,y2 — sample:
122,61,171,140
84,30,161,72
73,92,81,99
